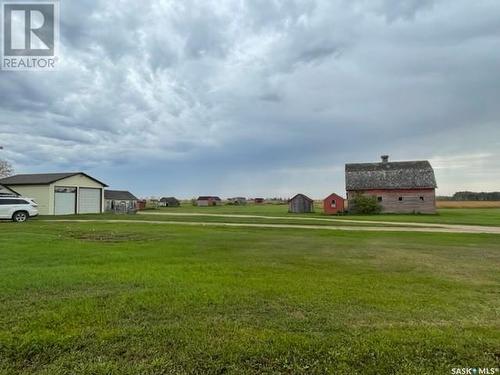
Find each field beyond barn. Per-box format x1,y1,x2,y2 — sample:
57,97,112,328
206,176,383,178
436,200,500,209
1,210,499,374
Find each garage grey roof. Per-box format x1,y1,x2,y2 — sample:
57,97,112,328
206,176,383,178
104,190,138,200
346,159,437,190
0,172,108,187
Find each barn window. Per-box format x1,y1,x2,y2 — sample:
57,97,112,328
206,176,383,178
331,200,336,208
377,197,383,202
420,196,424,201
398,197,403,201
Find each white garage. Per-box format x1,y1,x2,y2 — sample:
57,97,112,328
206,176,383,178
0,172,108,215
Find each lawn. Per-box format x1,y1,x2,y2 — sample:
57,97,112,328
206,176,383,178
338,208,500,226
0,220,499,374
154,204,500,226
46,213,416,229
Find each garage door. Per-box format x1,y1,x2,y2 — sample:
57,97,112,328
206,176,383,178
54,187,76,215
79,188,101,214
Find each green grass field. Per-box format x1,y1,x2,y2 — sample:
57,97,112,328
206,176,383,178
153,204,500,226
1,217,499,374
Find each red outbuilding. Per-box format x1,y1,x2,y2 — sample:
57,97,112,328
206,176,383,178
136,199,147,210
323,193,345,215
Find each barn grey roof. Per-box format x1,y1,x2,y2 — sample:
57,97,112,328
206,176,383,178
345,159,437,190
0,172,108,187
104,190,138,200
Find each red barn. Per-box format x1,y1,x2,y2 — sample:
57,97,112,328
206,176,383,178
345,155,437,214
323,193,345,215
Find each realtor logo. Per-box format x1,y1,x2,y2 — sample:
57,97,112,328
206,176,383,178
1,0,59,70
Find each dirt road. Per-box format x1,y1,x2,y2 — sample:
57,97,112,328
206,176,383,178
137,212,500,233
45,219,500,235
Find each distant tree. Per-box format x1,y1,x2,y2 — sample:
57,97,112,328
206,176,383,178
453,191,500,201
0,160,14,178
349,194,381,214
436,196,453,201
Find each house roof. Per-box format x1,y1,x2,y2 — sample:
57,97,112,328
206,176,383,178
345,159,437,190
0,172,108,187
104,190,138,200
197,196,221,201
0,184,19,196
160,197,179,202
289,193,314,202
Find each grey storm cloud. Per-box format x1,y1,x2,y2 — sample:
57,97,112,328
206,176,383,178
1,0,499,197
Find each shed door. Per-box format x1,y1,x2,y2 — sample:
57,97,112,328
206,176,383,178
54,187,76,215
79,188,101,214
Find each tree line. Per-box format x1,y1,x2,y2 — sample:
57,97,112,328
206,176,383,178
0,159,14,178
438,191,500,201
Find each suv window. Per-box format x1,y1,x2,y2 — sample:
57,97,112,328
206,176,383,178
0,199,29,205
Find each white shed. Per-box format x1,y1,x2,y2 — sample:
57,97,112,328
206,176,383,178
0,172,107,215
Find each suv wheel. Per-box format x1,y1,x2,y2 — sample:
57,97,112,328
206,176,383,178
12,211,28,223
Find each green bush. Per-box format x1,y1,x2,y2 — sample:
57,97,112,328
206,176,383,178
349,194,382,214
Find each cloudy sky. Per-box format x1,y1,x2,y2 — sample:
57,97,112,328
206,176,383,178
1,0,499,198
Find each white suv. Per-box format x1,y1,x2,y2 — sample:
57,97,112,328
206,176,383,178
0,196,39,222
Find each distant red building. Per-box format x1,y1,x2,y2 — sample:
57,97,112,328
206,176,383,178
323,193,345,215
136,200,147,210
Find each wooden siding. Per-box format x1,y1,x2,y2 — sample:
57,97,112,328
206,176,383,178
289,195,314,213
347,189,436,214
323,193,345,215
